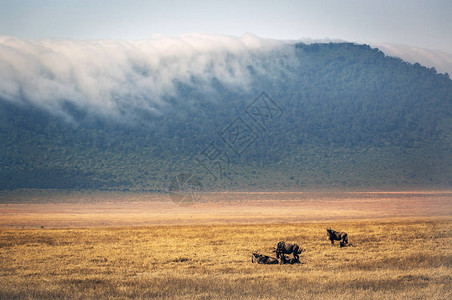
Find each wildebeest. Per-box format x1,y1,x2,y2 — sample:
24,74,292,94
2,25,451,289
279,254,301,265
252,252,279,264
340,242,355,247
326,228,348,246
275,241,302,260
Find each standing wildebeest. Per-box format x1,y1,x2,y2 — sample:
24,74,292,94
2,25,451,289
252,253,279,264
275,241,302,260
326,228,348,246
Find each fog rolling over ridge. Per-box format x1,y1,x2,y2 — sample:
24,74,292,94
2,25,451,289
370,43,452,75
0,34,298,122
0,34,450,123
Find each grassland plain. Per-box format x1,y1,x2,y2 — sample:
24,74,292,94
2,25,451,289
1,191,451,228
0,219,451,299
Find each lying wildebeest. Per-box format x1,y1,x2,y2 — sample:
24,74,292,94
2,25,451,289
326,228,348,246
279,254,301,265
275,241,302,260
252,253,279,264
340,241,355,247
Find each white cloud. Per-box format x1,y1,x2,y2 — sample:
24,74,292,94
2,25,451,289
369,42,452,75
294,38,452,75
0,34,291,120
1,34,450,122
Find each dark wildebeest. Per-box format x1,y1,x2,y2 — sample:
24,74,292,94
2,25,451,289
340,242,355,247
275,241,302,260
252,253,279,264
326,228,348,246
279,254,301,265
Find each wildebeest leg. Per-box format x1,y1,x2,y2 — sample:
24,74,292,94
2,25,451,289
343,233,348,244
279,255,285,264
330,238,334,245
293,244,299,260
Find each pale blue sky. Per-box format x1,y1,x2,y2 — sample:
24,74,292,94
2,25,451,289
0,0,451,51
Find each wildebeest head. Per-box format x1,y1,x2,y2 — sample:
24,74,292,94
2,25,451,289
252,252,279,264
252,252,260,262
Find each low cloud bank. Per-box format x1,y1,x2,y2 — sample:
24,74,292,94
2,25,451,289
1,34,450,121
0,34,292,120
370,43,452,75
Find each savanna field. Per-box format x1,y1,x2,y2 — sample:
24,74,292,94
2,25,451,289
0,192,451,299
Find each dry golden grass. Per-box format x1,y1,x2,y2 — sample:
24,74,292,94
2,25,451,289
1,219,451,299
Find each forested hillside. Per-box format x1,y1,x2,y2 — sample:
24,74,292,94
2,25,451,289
1,43,451,190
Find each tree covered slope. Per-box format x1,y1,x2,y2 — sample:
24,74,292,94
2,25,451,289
0,43,451,190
